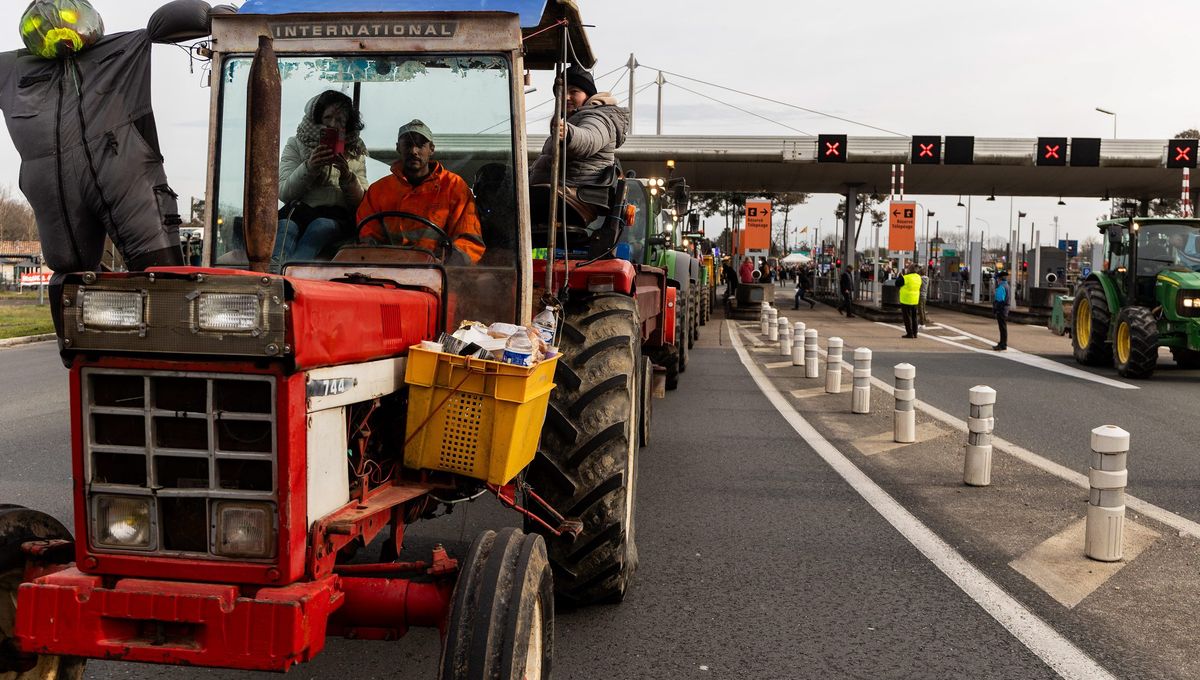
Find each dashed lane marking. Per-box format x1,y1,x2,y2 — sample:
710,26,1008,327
1009,518,1160,609
871,321,1137,391
789,386,832,399
763,360,795,369
727,320,1115,680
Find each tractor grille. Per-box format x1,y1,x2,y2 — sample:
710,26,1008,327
83,368,277,559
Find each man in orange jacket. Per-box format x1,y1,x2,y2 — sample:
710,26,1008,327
357,120,485,264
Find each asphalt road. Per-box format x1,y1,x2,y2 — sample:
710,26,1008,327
0,334,1067,679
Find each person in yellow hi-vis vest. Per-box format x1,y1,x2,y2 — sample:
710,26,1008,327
899,264,922,339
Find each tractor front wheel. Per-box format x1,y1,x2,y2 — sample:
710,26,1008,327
439,528,553,680
676,290,690,374
1072,280,1111,366
0,507,86,680
1113,306,1159,379
527,294,639,606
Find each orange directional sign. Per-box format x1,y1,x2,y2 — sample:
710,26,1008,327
741,200,772,254
888,201,917,253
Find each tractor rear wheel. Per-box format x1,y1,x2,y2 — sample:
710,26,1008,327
439,528,553,680
527,294,639,606
0,507,86,680
1113,306,1159,379
1171,347,1200,369
1072,280,1111,366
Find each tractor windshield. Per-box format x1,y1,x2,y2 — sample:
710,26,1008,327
1136,222,1200,274
210,54,518,269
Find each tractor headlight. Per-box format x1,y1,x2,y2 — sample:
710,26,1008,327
197,293,263,333
213,501,275,558
1178,292,1200,317
80,290,145,331
93,495,153,549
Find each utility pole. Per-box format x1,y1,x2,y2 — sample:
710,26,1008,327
655,71,666,135
626,54,637,129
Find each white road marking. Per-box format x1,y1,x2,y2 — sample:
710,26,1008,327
728,321,1115,680
763,360,794,369
871,322,1137,391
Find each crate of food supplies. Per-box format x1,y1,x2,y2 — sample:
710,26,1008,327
403,322,558,486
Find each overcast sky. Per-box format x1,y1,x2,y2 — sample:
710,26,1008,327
0,0,1194,251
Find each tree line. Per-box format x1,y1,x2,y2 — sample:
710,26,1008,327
0,185,37,242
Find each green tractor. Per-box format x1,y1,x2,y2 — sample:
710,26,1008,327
1072,218,1200,378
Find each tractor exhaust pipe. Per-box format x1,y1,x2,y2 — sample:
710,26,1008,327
244,35,281,273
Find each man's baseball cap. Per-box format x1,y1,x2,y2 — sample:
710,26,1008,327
397,119,434,144
997,270,1009,278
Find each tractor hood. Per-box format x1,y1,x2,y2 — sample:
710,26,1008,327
1158,269,1200,289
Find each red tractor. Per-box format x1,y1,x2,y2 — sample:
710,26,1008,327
0,2,649,678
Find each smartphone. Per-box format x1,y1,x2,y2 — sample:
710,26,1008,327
319,127,345,155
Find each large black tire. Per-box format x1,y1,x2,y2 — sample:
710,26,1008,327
1171,347,1200,369
638,354,653,448
661,346,680,392
698,287,708,327
1113,306,1159,379
689,289,699,346
1072,280,1112,366
0,507,86,680
439,528,554,680
675,290,689,374
527,294,639,606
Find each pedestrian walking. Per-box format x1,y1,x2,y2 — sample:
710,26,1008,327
900,264,922,338
838,265,855,318
993,270,1011,351
918,267,931,326
721,258,737,299
794,265,815,309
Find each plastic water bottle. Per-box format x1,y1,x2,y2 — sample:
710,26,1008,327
533,306,558,345
501,333,534,367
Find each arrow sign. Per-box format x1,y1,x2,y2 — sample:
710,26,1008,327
888,201,917,252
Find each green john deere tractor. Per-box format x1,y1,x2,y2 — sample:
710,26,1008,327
1072,218,1200,378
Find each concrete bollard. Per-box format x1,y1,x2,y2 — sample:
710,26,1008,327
779,317,793,356
791,322,806,366
767,307,779,341
803,329,820,379
760,304,772,335
825,337,844,394
1085,425,1129,562
964,386,996,486
852,348,872,414
893,363,916,443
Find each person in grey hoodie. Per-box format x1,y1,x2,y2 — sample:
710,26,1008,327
530,64,629,216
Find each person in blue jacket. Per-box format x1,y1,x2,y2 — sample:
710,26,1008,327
993,270,1011,351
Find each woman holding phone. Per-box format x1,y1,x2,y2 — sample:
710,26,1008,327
274,90,368,267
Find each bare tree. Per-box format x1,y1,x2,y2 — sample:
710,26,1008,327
0,185,38,242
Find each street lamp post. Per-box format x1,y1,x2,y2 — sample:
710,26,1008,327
1096,107,1117,139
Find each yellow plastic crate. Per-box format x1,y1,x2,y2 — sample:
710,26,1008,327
403,347,558,485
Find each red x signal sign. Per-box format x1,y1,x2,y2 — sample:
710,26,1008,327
817,134,847,163
1168,139,1198,169
910,136,941,165
1036,137,1067,166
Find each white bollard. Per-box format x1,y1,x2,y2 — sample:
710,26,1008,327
778,317,793,356
791,322,806,366
893,363,916,443
964,386,996,486
803,329,820,379
852,348,872,414
825,337,844,394
767,307,779,342
760,304,772,335
1085,425,1129,562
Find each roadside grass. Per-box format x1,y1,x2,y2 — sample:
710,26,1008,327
0,302,53,339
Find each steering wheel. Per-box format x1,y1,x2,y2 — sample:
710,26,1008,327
356,211,452,260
